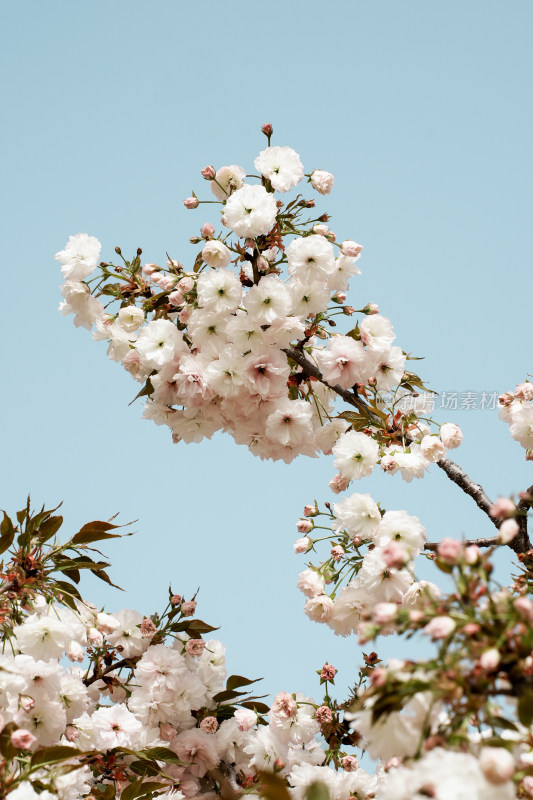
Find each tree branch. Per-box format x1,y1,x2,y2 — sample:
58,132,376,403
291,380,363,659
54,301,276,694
424,537,499,553
283,344,532,554
515,484,533,554
84,656,139,687
435,457,497,526
282,345,381,422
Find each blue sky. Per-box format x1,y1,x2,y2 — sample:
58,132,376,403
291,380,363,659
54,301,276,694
1,0,531,699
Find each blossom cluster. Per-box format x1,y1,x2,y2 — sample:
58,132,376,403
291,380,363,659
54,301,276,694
499,380,533,460
0,503,377,800
57,126,458,477
294,493,436,637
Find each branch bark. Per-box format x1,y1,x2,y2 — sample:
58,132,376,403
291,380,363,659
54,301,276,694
424,537,499,553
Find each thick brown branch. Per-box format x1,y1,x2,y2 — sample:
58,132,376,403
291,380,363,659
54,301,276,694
83,656,139,686
424,537,499,553
515,483,533,554
282,345,381,422
435,457,497,526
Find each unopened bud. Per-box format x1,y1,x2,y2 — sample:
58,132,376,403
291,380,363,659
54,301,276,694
332,292,347,304
343,306,355,315
261,123,273,137
304,505,318,517
201,222,215,239
201,165,216,180
183,197,199,209
363,303,379,315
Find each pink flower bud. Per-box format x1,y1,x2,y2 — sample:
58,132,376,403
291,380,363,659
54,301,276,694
316,706,333,724
234,708,257,732
480,648,501,672
498,518,519,544
352,535,362,547
373,602,398,626
370,667,387,687
479,747,515,785
342,306,355,315
296,519,313,534
313,223,330,236
65,725,80,743
201,165,216,180
489,497,516,518
142,263,158,275
257,256,269,272
463,622,481,635
88,627,104,646
304,505,318,517
362,303,379,315
158,275,177,291
181,600,197,617
11,729,36,749
437,538,463,564
160,722,177,741
464,545,480,565
423,615,455,640
201,222,215,239
330,545,344,562
409,610,424,624
170,594,183,605
342,755,359,772
178,306,192,324
168,290,183,307
329,474,350,494
381,540,409,568
332,292,347,304
320,663,337,681
293,537,312,554
380,455,398,473
66,640,84,662
19,696,35,712
186,638,206,657
200,716,218,733
515,596,533,622
261,123,273,137
141,618,157,638
183,197,199,209
341,240,363,257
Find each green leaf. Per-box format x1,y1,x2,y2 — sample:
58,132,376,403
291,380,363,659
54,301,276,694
37,515,63,543
213,689,248,703
0,512,15,555
91,568,123,590
240,700,270,714
187,619,219,633
141,747,183,764
305,782,330,800
71,531,124,546
258,771,292,800
518,690,533,726
129,377,154,406
121,779,170,800
31,745,83,768
226,675,262,692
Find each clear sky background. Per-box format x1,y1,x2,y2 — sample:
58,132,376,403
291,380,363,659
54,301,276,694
1,1,532,701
